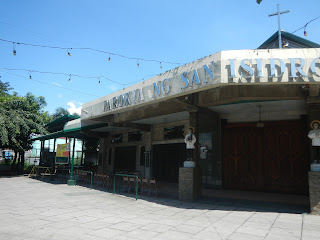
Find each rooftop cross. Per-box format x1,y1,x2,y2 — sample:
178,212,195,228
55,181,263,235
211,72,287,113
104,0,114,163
268,4,290,49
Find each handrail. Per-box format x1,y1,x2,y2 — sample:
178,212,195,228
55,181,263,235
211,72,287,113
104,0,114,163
113,174,138,201
75,170,93,189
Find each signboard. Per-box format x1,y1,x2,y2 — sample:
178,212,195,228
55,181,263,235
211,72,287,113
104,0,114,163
82,49,320,119
55,143,70,164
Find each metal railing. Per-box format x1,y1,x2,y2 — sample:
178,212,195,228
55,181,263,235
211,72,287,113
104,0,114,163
113,174,138,201
75,170,93,189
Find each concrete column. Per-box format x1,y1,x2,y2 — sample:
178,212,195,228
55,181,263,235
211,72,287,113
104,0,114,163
179,167,202,201
178,107,202,201
309,171,320,214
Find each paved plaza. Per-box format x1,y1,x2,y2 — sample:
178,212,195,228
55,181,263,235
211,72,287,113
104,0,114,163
0,176,320,240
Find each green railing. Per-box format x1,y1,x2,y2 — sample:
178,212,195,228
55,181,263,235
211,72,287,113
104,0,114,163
113,174,138,201
75,170,93,189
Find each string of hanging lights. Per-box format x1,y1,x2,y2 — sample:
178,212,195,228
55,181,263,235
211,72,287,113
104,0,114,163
0,66,176,86
0,38,183,67
0,69,101,97
0,67,142,86
292,15,320,37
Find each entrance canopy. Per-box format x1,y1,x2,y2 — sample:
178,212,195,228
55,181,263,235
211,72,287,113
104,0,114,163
33,119,109,141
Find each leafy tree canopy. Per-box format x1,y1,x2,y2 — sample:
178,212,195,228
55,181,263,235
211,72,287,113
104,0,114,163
51,107,70,120
0,81,48,152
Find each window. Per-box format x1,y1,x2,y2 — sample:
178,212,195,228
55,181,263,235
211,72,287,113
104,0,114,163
164,125,184,140
111,134,122,143
128,131,142,142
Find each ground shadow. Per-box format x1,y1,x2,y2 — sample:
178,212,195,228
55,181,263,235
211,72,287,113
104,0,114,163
24,175,310,215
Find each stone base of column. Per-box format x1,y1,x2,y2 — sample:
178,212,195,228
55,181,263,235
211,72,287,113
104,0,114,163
309,171,320,214
179,167,201,201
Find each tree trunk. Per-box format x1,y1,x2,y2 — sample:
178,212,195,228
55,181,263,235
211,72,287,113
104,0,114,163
11,151,17,170
18,151,25,174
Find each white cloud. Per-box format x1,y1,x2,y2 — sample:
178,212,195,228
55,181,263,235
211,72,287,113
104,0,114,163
110,84,119,92
52,82,62,87
67,101,82,115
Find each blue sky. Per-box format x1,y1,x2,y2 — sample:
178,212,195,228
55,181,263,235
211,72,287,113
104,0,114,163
0,0,319,114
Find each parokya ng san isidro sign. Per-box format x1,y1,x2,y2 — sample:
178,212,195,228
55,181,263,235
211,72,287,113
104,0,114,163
100,53,320,114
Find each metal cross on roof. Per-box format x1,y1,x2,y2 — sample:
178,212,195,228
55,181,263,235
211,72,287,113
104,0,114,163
268,4,290,49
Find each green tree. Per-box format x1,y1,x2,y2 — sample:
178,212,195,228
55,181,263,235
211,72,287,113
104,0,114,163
51,107,70,120
0,81,48,172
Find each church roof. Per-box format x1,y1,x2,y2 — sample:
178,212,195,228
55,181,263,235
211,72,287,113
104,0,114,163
258,30,320,49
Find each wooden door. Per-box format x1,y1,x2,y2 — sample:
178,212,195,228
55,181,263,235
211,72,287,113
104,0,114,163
223,121,309,194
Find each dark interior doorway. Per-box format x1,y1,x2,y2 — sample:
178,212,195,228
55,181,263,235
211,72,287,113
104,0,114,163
152,143,185,182
114,146,136,172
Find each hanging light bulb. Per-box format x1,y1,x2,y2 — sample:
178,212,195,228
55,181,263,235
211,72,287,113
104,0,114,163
13,43,16,56
160,62,162,69
108,54,111,62
68,49,71,56
29,75,32,79
304,30,307,36
137,60,140,67
98,77,101,84
68,74,71,81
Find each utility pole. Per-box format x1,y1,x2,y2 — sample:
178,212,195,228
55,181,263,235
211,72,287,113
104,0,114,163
268,4,290,49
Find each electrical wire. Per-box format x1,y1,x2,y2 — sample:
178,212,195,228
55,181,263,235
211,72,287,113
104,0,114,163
0,67,142,86
292,16,320,34
0,38,183,65
0,70,101,97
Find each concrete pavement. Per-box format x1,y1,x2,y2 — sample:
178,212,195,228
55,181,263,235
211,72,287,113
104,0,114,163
0,176,319,240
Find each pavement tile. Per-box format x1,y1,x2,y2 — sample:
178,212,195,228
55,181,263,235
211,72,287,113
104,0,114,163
272,221,302,230
109,222,143,231
214,225,240,238
268,227,301,238
192,230,223,240
124,217,155,225
172,224,206,234
212,220,242,229
79,220,114,230
99,217,126,224
119,229,160,240
278,213,303,220
111,236,139,240
183,218,211,227
152,230,193,240
303,223,320,230
235,226,269,237
157,218,187,226
265,233,300,240
227,232,264,240
0,223,33,234
242,220,273,230
140,223,173,232
86,227,127,239
302,228,320,238
302,235,320,240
